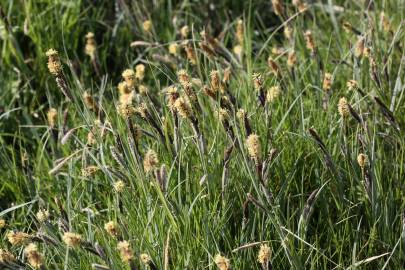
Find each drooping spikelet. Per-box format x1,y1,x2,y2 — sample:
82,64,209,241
113,180,125,193
7,231,31,246
62,232,82,247
85,32,97,60
214,254,230,270
266,85,281,103
104,221,119,238
46,48,63,76
246,134,261,163
122,69,136,88
117,241,134,263
24,243,43,269
257,244,271,265
357,153,367,169
135,64,146,81
338,97,350,118
174,96,192,119
322,73,332,92
0,249,15,263
143,20,152,33
47,108,58,128
36,209,50,223
143,149,159,173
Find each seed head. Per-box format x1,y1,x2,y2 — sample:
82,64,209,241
46,108,57,128
168,43,179,56
354,37,365,58
216,108,229,123
266,85,281,103
62,232,82,247
236,19,244,44
210,70,221,91
138,84,149,95
258,244,271,264
338,97,350,118
0,249,15,263
143,20,152,32
24,243,43,269
357,153,367,169
7,231,31,246
236,109,246,120
284,25,293,40
117,102,136,119
267,57,280,76
214,254,230,270
0,219,6,229
271,0,284,16
140,253,151,265
135,103,148,119
144,149,159,173
322,73,332,92
174,96,192,119
166,86,179,111
117,241,133,263
135,64,146,81
118,81,131,95
246,134,261,163
113,180,125,193
82,165,99,177
85,32,97,59
104,221,119,237
347,80,358,91
287,50,297,67
252,73,263,91
304,31,316,54
184,43,197,65
180,25,189,39
177,69,190,87
122,69,136,88
46,49,62,75
36,209,50,223
83,91,97,111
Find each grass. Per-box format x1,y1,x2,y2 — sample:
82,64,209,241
0,0,404,269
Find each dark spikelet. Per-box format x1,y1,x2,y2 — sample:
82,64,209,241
374,96,400,131
348,104,362,125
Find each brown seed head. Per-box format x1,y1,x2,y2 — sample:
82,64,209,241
144,149,159,173
104,221,119,237
7,231,31,246
140,253,151,265
174,96,192,119
322,73,332,92
266,85,281,103
24,243,43,269
0,249,15,263
258,244,271,264
214,254,230,270
236,19,244,44
287,50,297,67
252,73,263,91
338,97,350,118
36,209,50,223
46,48,62,75
357,153,368,169
62,232,82,247
117,241,133,263
246,134,261,163
122,69,136,88
47,108,58,128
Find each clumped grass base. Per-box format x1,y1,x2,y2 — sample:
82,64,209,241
0,0,404,269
